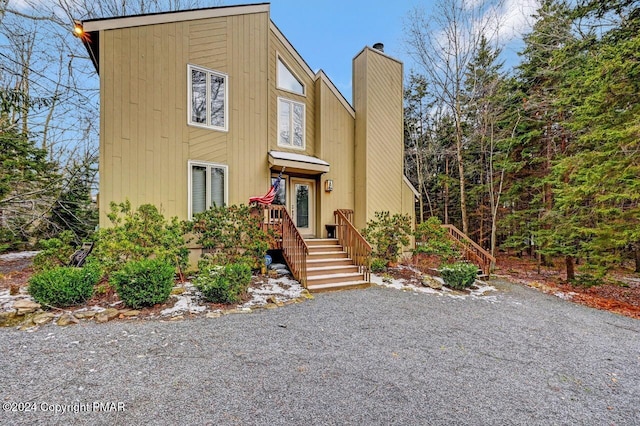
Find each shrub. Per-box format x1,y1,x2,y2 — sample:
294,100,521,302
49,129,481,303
185,205,270,269
28,261,102,308
362,211,412,265
413,217,460,261
370,257,387,273
194,262,251,304
92,201,188,275
440,261,478,290
110,258,175,309
32,231,76,273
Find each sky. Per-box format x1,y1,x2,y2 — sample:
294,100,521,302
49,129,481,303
231,0,539,103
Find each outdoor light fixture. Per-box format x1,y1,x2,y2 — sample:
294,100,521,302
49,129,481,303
73,21,84,38
325,179,334,192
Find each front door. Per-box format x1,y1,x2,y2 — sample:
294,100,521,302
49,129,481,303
291,178,315,236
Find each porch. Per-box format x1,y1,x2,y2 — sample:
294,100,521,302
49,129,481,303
259,205,371,292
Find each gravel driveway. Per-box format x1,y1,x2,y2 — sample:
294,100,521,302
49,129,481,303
1,280,639,425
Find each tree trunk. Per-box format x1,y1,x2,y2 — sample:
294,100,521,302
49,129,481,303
565,255,575,281
635,248,640,273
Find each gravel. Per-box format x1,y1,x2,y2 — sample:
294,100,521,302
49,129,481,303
1,280,639,425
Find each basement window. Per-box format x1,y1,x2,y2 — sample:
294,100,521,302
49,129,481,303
188,161,227,219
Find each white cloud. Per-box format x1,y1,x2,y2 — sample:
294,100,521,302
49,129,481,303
492,0,538,43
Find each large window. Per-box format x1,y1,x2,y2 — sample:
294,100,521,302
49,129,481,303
277,57,304,95
278,97,305,149
188,65,228,131
188,161,227,219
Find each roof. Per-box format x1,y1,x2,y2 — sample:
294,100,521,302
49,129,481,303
268,151,330,175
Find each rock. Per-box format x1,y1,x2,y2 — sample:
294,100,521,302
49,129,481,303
57,314,79,326
169,315,184,321
95,308,119,323
266,295,277,304
422,275,443,290
32,312,55,325
205,312,221,319
74,311,96,319
300,290,314,300
120,310,141,317
13,299,41,315
268,263,287,270
275,268,290,276
171,287,186,295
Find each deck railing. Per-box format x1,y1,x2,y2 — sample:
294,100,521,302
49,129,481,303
441,224,496,275
260,205,308,287
334,209,372,282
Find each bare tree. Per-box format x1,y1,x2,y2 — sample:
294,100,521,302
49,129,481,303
404,0,502,235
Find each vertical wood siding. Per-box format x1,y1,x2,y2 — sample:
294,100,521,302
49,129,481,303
99,12,269,224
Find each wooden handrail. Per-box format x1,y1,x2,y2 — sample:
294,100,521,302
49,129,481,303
441,224,496,275
334,209,372,282
260,205,284,249
336,209,354,224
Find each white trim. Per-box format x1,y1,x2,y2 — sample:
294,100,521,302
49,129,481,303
277,97,306,150
187,64,229,132
187,160,229,220
403,175,421,199
83,4,270,32
276,53,306,97
270,22,315,79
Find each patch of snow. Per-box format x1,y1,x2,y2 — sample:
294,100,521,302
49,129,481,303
554,291,577,301
241,276,304,308
0,251,39,261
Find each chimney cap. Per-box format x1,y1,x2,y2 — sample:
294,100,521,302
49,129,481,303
372,42,384,52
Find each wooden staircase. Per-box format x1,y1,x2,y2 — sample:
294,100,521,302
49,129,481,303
305,238,370,292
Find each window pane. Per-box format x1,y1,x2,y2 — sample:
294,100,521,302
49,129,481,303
271,177,286,206
277,59,304,95
211,167,225,207
191,69,207,124
279,100,291,146
293,103,304,147
295,184,309,228
192,166,207,214
210,75,225,128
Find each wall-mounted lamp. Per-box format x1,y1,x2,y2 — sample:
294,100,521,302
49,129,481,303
73,21,84,38
325,179,334,192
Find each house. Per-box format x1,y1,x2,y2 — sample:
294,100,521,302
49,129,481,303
79,3,418,290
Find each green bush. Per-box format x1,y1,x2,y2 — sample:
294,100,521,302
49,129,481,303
413,217,460,261
440,261,478,290
32,230,76,273
28,262,102,308
92,201,188,275
194,262,251,304
110,258,175,309
370,257,387,273
362,211,412,265
185,205,270,269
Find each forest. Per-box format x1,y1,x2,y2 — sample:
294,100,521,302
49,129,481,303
0,0,638,285
403,0,639,282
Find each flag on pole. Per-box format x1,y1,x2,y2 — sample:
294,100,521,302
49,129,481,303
249,168,284,205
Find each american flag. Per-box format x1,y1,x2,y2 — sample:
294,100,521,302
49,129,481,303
249,171,283,205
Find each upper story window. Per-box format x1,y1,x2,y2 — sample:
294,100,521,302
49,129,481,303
277,57,304,95
278,97,305,149
188,64,228,131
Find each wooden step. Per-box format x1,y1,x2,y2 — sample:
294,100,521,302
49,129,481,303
307,245,345,253
307,251,348,260
305,238,339,247
306,272,365,286
306,265,360,277
307,280,371,293
306,258,353,268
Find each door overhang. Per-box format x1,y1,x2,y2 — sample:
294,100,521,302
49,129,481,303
268,150,330,175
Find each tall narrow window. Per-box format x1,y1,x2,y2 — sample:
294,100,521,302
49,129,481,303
277,57,305,95
188,161,228,219
278,97,305,149
188,65,228,131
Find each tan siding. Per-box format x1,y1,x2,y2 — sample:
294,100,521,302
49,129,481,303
353,53,368,230
99,11,269,225
315,78,355,236
353,48,406,230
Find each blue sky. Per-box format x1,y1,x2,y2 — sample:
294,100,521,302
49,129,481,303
232,0,537,103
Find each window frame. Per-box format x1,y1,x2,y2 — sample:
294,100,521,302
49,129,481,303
187,64,229,132
187,160,229,220
277,97,306,150
276,54,306,96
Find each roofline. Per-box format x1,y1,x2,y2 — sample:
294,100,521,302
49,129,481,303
353,45,403,66
315,70,355,118
403,175,421,199
82,3,269,31
269,21,315,79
